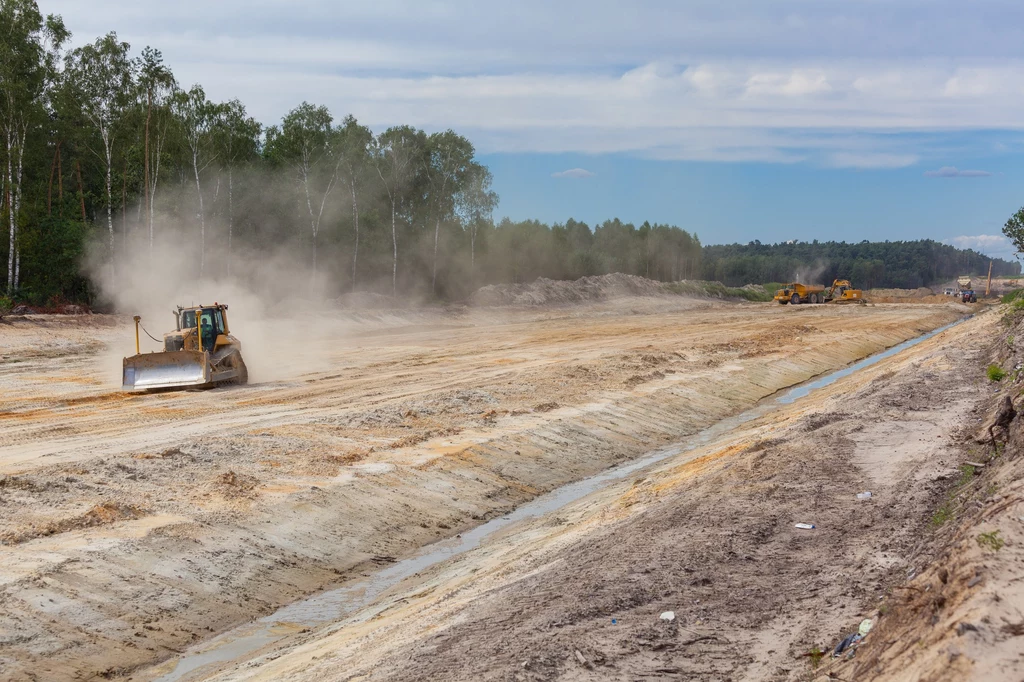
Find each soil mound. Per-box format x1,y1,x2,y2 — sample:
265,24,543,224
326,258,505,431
470,274,671,307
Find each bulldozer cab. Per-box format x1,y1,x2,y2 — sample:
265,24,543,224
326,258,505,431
178,306,229,351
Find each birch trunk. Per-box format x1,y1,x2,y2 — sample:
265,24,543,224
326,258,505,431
192,149,205,278
391,200,397,297
149,128,164,260
103,131,114,275
350,176,359,290
6,130,15,293
227,167,233,276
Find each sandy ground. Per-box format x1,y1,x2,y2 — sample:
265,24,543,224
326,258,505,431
0,299,968,681
188,306,1001,682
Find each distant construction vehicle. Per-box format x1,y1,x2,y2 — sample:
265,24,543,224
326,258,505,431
823,279,865,303
122,303,248,391
775,279,865,305
958,275,972,290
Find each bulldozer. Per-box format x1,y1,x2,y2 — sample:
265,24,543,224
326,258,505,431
122,303,248,391
823,279,865,303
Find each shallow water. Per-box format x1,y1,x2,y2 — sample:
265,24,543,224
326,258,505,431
155,317,965,681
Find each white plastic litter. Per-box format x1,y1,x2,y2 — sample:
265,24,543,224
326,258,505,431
660,611,675,622
794,523,815,530
856,491,872,500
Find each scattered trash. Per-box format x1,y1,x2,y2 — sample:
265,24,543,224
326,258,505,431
832,619,874,658
795,523,816,530
575,649,587,665
611,619,617,624
833,633,860,657
660,611,675,622
856,491,872,500
964,461,986,469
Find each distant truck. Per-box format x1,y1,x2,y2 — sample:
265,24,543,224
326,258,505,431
958,275,972,290
774,282,826,305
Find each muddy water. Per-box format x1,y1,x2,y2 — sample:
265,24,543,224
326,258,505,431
152,318,965,682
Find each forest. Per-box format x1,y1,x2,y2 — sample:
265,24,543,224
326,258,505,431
702,240,1020,290
0,0,1016,309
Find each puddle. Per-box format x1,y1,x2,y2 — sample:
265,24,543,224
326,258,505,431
153,317,965,681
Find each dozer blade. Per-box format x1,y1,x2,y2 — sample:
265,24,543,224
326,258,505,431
122,351,211,391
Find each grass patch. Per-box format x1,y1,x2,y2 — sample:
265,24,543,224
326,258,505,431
977,530,1005,551
987,364,1007,382
931,502,955,527
1001,289,1024,304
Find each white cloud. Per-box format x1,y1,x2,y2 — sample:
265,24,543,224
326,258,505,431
551,168,596,178
826,152,919,169
745,69,832,96
41,1,1024,164
945,234,1018,260
923,166,992,177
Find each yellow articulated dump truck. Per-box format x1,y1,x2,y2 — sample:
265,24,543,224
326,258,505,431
774,282,826,305
122,303,248,391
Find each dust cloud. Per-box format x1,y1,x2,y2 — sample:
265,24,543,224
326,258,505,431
792,262,828,285
84,214,355,386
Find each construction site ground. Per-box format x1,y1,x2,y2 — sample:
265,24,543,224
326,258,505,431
1,297,1014,681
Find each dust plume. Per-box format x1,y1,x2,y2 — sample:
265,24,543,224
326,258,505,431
84,212,353,386
792,262,828,285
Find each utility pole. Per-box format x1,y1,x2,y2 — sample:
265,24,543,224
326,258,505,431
986,260,993,297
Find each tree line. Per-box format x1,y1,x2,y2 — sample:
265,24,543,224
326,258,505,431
702,239,1020,290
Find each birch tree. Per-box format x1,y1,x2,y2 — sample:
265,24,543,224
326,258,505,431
213,99,260,276
426,130,474,294
455,163,497,277
171,84,217,277
0,0,66,293
63,32,136,273
335,115,372,289
374,126,425,297
139,46,174,261
264,102,336,288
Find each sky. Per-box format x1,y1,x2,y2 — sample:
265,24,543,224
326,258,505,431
43,0,1024,260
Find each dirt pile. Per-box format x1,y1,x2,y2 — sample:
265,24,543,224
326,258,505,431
470,273,669,306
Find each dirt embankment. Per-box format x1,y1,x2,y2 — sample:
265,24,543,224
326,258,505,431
826,305,1024,681
0,301,965,681
195,307,1005,682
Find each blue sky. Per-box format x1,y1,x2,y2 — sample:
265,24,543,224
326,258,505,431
45,0,1024,260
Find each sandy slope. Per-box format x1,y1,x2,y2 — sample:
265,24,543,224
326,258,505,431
0,300,964,681
187,307,998,682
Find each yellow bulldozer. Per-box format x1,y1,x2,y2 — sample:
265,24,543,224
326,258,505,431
122,303,248,391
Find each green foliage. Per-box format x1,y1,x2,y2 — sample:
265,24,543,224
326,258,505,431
702,240,1020,289
0,294,12,319
807,646,825,669
1001,289,1024,304
977,530,1004,551
987,365,1007,382
1003,207,1024,257
931,502,955,527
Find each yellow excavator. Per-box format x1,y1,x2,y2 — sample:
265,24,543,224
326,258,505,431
122,303,248,391
823,279,865,303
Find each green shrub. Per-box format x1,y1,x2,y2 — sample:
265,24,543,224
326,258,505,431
987,364,1007,382
1002,289,1024,304
977,530,1004,551
0,295,12,321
